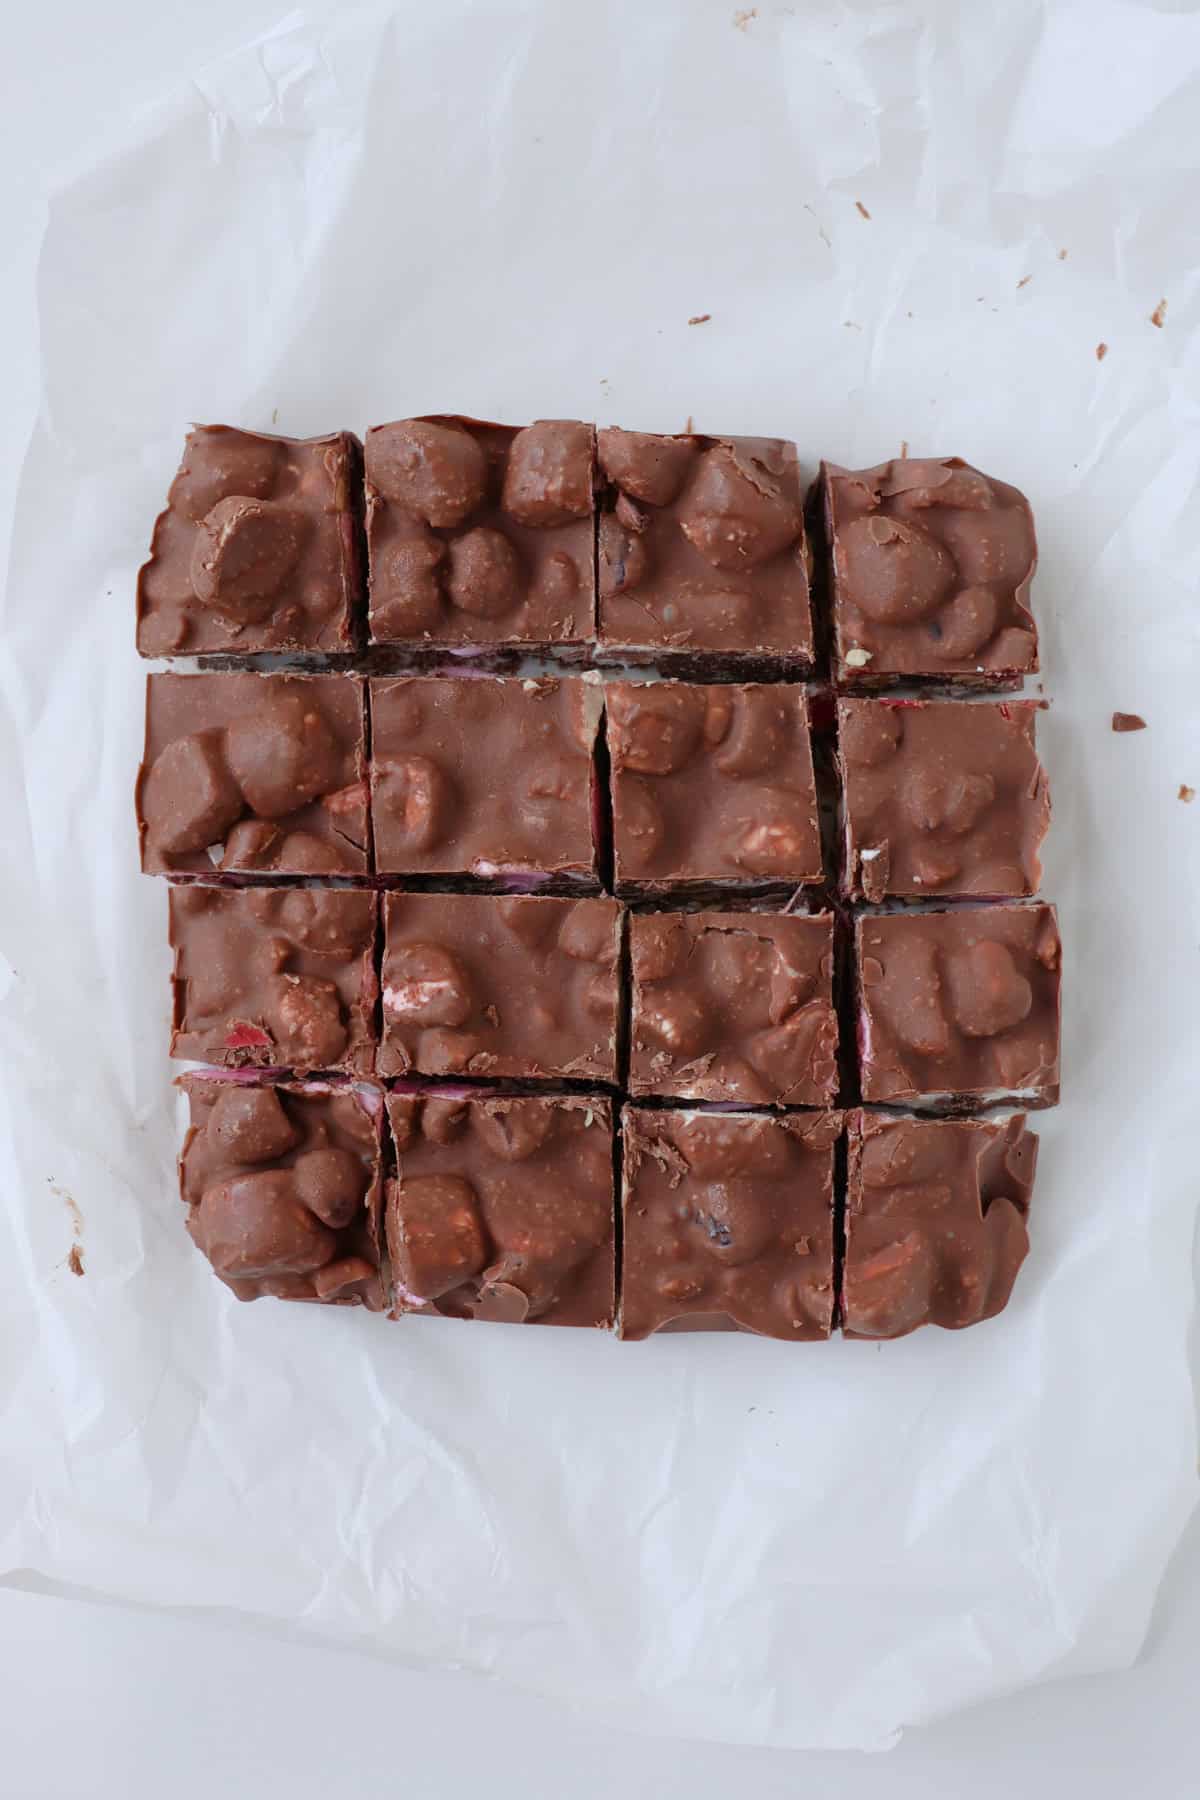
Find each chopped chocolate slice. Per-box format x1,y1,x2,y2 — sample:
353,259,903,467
628,908,837,1105
822,457,1038,689
179,1076,385,1307
596,428,814,672
138,672,368,876
606,681,822,892
385,1090,615,1326
365,416,596,654
380,892,620,1081
137,425,363,657
857,903,1061,1108
842,1109,1036,1337
169,886,377,1074
619,1107,839,1339
838,698,1050,900
369,674,602,884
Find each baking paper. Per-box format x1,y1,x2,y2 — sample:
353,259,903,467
1,0,1198,1751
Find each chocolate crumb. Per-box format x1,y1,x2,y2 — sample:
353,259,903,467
900,439,909,457
1017,275,1032,289
733,6,757,28
1096,342,1108,361
1058,248,1068,261
687,313,712,326
1179,784,1195,804
1112,712,1147,733
684,414,695,433
855,200,871,220
1150,298,1167,329
67,1244,85,1277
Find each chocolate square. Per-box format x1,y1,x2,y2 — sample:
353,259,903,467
856,903,1061,1108
169,886,378,1074
843,1110,1036,1338
179,1077,385,1308
385,1090,615,1326
838,698,1050,901
136,425,363,657
369,674,602,883
606,681,822,892
596,429,813,672
365,416,595,654
628,908,837,1105
380,892,621,1081
138,672,368,877
619,1108,839,1340
823,457,1038,688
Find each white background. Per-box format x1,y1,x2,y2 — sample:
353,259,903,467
2,2,1198,1793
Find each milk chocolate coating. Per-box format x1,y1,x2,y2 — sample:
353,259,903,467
380,892,620,1080
597,429,814,666
385,1091,615,1326
838,698,1050,900
179,1077,385,1307
137,425,363,656
842,1110,1036,1337
365,416,596,650
169,886,377,1073
857,903,1061,1107
628,909,837,1105
606,682,822,890
619,1108,839,1340
370,675,602,882
138,672,368,876
823,457,1038,687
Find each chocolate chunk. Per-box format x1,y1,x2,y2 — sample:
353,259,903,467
380,892,620,1080
384,1092,615,1326
365,416,595,652
842,1110,1036,1337
137,425,363,656
179,1078,384,1308
856,904,1061,1108
369,675,602,882
823,457,1038,688
597,428,813,670
169,886,376,1073
607,682,821,890
619,1108,839,1340
838,698,1050,900
138,673,367,876
628,908,837,1105
1111,712,1147,732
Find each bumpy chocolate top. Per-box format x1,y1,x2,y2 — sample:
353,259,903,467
839,699,1050,901
842,1110,1036,1337
139,673,368,876
380,893,620,1080
606,682,822,889
619,1108,839,1340
628,909,837,1105
597,429,813,662
137,425,363,657
857,903,1061,1105
169,886,377,1074
179,1078,384,1307
824,458,1038,685
385,1091,614,1326
370,675,601,881
365,416,596,648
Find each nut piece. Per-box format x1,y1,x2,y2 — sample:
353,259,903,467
367,420,487,526
608,684,703,775
378,529,446,632
276,889,372,956
177,429,282,517
142,730,243,857
292,1146,367,1230
194,1171,336,1279
207,1084,300,1162
677,442,801,570
838,514,955,623
502,421,593,526
713,689,795,778
473,1101,560,1163
383,942,473,1027
373,755,450,854
444,527,521,618
556,899,618,964
225,694,341,818
189,496,305,620
597,427,696,506
945,940,1033,1039
392,1175,489,1301
266,974,348,1067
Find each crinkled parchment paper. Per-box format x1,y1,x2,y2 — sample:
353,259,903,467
1,0,1198,1751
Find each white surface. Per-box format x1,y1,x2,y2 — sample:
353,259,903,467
2,0,1199,1790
